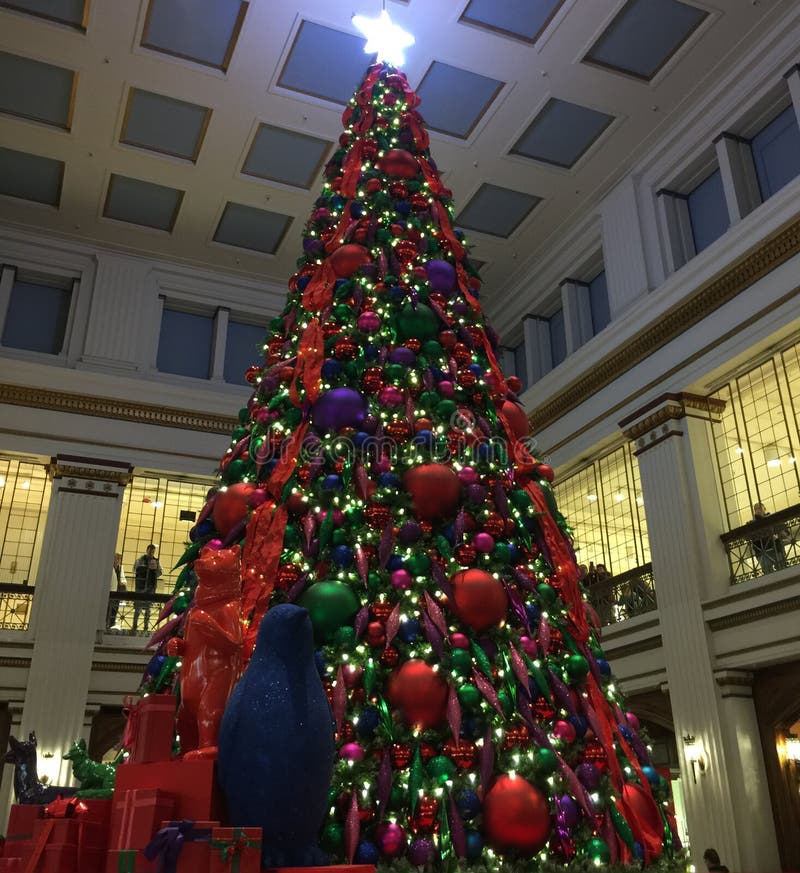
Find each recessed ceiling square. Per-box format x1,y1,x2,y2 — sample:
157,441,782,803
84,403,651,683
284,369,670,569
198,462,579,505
141,0,248,71
460,0,565,43
0,146,63,205
584,0,707,81
121,89,211,162
416,62,503,139
278,20,373,105
511,98,614,168
104,174,183,231
457,183,541,238
0,0,87,29
213,202,292,255
243,124,331,189
0,51,75,128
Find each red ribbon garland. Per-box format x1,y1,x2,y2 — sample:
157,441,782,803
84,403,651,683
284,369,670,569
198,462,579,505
404,110,429,150
120,694,139,753
432,200,466,260
324,203,355,255
302,260,336,312
341,143,364,200
418,156,445,197
289,317,324,407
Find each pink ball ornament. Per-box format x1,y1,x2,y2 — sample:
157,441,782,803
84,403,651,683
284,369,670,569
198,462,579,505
438,381,455,398
473,532,495,553
519,636,537,658
358,311,381,333
339,743,366,762
391,569,412,590
249,488,268,508
457,466,479,485
450,633,470,649
206,539,223,551
379,385,404,407
256,409,273,426
375,822,407,858
553,720,577,744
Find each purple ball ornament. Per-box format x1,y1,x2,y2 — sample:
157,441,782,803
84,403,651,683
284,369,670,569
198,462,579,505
473,532,495,553
379,385,404,407
576,762,601,791
408,838,436,866
557,795,580,828
438,381,455,398
339,742,365,762
466,484,486,503
425,260,457,295
452,301,469,316
361,414,379,435
303,237,325,257
391,569,412,590
358,311,381,333
311,389,367,433
375,822,407,858
398,521,423,545
390,347,416,366
206,538,223,551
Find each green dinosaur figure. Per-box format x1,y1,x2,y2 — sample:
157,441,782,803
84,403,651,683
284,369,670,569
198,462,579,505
63,738,118,799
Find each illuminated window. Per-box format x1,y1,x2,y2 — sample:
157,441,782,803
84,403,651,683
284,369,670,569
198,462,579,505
553,444,649,575
0,455,50,585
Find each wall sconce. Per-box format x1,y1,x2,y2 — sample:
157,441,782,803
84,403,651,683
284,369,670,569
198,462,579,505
783,734,800,762
683,734,707,783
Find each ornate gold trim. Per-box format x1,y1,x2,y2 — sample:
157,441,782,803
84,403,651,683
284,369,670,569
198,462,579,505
707,594,800,631
91,660,149,673
528,215,800,433
0,384,238,435
619,392,726,441
0,657,31,668
47,462,132,486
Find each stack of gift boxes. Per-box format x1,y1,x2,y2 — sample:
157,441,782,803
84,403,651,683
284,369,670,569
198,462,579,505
1,694,262,873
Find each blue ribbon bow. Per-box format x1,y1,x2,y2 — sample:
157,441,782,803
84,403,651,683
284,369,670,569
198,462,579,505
143,820,212,873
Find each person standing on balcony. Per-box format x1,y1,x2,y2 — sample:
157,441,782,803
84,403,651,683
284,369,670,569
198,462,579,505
106,552,126,630
703,848,729,873
752,501,787,576
132,544,162,632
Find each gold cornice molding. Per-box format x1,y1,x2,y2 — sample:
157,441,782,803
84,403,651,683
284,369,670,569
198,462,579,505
528,214,800,433
0,383,238,435
619,392,726,442
47,461,133,487
707,594,800,631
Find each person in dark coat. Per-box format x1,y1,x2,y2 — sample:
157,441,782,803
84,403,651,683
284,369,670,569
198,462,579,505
703,847,729,872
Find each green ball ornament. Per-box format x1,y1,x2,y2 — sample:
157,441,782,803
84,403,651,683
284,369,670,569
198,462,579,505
397,303,439,341
321,821,344,850
566,654,590,683
237,407,250,424
345,507,363,526
223,459,247,483
451,648,472,675
333,625,356,646
406,553,431,575
585,837,611,863
284,407,302,427
386,363,406,383
422,340,442,358
536,747,558,774
458,684,481,709
283,525,300,547
427,755,456,784
436,399,457,421
334,303,354,321
419,391,440,408
491,543,511,563
367,572,382,593
331,529,348,546
172,593,190,615
537,583,558,607
497,690,514,718
509,489,532,510
299,582,360,643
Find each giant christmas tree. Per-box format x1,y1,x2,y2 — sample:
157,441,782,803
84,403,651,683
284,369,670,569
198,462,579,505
145,62,679,869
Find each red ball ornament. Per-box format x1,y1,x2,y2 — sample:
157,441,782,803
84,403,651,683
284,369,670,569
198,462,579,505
503,725,531,751
276,563,302,590
365,504,392,529
453,343,472,366
245,365,261,385
409,192,428,211
507,375,523,394
387,660,447,729
403,464,461,521
362,367,385,393
410,796,439,833
165,636,184,657
213,483,254,536
366,621,386,647
385,420,412,443
379,150,419,179
362,138,378,159
454,543,477,566
389,181,409,199
381,646,400,667
533,698,555,721
366,178,382,193
443,738,476,768
457,370,477,388
536,463,555,483
483,512,504,537
502,400,529,440
391,743,411,768
622,783,663,856
333,337,358,360
370,601,394,623
449,568,508,631
582,738,608,770
439,330,457,350
329,244,371,279
395,240,418,262
483,775,551,855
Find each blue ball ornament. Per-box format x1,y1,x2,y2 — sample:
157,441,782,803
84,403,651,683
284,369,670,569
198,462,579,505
633,843,645,861
396,201,411,218
387,555,405,572
477,442,493,461
356,707,380,738
364,344,379,360
597,658,612,678
389,285,405,301
147,654,166,677
642,765,660,786
457,789,481,820
349,202,364,218
322,475,342,490
442,525,455,546
321,359,341,379
331,545,354,568
468,363,483,377
569,715,589,738
330,195,346,211
378,473,401,488
465,829,483,860
413,430,434,448
525,603,541,625
398,618,420,643
355,841,380,865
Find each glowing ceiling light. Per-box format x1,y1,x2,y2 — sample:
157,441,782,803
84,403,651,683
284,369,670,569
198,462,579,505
586,494,598,502
352,8,415,66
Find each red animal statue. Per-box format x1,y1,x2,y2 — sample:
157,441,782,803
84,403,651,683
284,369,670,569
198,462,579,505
177,545,243,760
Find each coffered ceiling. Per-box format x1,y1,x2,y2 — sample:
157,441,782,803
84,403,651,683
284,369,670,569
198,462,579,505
0,0,793,335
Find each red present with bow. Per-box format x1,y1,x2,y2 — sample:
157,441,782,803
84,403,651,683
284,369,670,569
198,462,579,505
209,827,261,873
123,695,176,765
6,806,42,841
110,789,175,852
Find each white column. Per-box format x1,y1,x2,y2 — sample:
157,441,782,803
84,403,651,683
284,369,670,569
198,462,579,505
210,307,230,383
785,64,800,128
656,190,695,274
599,175,650,318
20,455,131,787
714,670,780,873
560,280,593,354
497,347,515,375
522,315,551,385
714,133,760,223
620,394,780,871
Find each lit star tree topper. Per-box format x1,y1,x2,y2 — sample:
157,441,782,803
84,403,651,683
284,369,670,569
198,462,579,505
352,8,415,66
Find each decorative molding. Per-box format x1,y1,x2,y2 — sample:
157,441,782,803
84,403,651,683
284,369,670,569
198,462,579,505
0,383,238,435
706,594,800,631
0,657,31,669
91,661,150,674
47,457,133,488
619,392,726,443
528,215,800,432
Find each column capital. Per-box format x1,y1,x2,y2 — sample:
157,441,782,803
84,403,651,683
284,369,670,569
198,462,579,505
47,454,133,495
714,669,754,698
618,392,726,450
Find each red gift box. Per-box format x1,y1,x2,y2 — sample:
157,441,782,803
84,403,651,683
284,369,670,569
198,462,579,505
114,759,222,822
104,849,156,873
0,840,30,862
0,859,21,871
81,798,113,832
145,820,217,873
40,841,77,873
209,827,261,873
5,807,41,840
110,789,174,851
128,694,176,765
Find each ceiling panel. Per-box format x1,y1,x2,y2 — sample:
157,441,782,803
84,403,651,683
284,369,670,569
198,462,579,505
242,123,332,189
213,202,293,254
457,183,542,238
0,0,87,29
460,0,565,43
121,88,211,162
278,20,373,105
585,0,707,80
103,173,184,231
0,51,75,129
511,98,615,168
141,0,248,71
416,61,503,139
0,146,63,205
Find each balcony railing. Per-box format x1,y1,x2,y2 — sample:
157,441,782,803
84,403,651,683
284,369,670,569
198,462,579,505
720,503,800,585
105,591,171,638
0,583,34,631
586,563,657,627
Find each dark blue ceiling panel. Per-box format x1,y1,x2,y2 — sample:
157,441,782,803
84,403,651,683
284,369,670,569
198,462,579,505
456,183,541,238
122,89,211,161
0,51,74,128
0,0,86,29
460,0,564,42
214,202,292,254
416,61,503,139
104,174,184,231
243,124,331,189
0,146,63,205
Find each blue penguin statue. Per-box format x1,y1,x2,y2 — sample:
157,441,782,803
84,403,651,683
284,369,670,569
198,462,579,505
218,603,335,867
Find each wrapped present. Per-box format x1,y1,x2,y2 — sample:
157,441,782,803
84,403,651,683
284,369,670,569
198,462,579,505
6,806,42,840
40,842,77,873
111,789,175,851
0,859,21,871
144,820,216,873
105,849,156,873
0,840,30,862
209,827,261,873
81,798,113,831
114,760,222,822
125,695,176,765
21,816,54,873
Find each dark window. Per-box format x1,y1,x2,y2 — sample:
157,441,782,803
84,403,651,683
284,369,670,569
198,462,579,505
687,168,728,253
1,277,71,354
588,270,611,334
549,308,567,368
224,320,265,385
513,341,528,392
157,308,213,379
751,105,800,200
